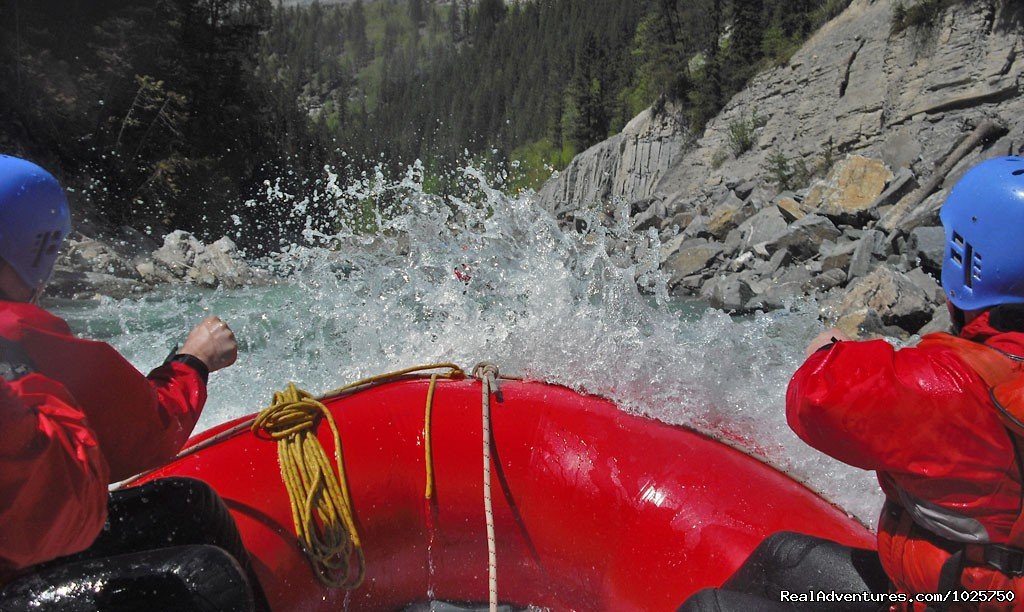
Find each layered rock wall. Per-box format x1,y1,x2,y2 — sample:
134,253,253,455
538,0,1024,336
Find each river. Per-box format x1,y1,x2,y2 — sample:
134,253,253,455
50,164,885,526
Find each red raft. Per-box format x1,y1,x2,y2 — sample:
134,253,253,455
134,373,873,611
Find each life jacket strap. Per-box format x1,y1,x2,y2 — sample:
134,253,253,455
965,543,1024,577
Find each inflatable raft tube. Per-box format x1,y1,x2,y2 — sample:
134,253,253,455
134,375,873,611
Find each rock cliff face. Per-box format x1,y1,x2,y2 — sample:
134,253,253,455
537,103,688,218
656,0,1022,213
539,0,1024,336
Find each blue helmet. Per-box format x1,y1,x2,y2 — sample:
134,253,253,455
0,155,71,290
940,156,1024,311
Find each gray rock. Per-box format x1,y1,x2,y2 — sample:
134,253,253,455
48,267,146,300
736,207,790,251
142,231,257,289
682,215,711,239
537,102,689,216
754,249,793,277
747,281,805,311
675,274,705,294
630,197,659,215
807,268,848,293
665,243,725,286
766,214,841,258
658,233,689,264
706,192,753,239
632,200,668,232
151,230,204,278
835,308,908,339
734,179,758,200
904,267,945,305
821,240,859,272
59,237,139,279
898,189,948,233
661,211,696,232
906,226,946,276
190,237,255,289
847,229,887,280
830,267,935,333
918,305,953,335
701,274,756,312
868,168,919,211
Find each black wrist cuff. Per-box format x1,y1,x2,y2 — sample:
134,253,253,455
169,353,210,384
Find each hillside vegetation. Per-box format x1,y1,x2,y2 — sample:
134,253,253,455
0,0,849,249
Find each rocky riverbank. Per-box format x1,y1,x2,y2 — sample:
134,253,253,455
660,153,954,338
539,0,1024,338
48,229,266,300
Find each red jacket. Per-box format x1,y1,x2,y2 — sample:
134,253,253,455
0,301,206,576
788,312,1024,604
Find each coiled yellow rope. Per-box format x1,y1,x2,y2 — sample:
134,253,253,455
251,383,364,589
251,363,465,589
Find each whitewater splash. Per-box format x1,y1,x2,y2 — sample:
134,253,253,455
52,162,884,525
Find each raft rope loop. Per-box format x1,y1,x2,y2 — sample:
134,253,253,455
473,362,500,612
251,363,464,590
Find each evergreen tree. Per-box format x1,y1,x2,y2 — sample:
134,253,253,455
568,33,610,151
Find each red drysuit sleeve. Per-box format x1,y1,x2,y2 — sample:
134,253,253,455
786,339,1016,503
0,303,207,482
26,334,208,482
0,375,109,572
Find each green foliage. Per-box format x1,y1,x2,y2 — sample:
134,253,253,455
891,0,965,33
0,0,332,248
763,150,810,191
508,139,577,192
0,0,859,248
727,111,765,157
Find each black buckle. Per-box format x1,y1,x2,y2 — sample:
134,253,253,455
984,544,1024,577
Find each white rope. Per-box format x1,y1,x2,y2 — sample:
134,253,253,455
475,363,499,612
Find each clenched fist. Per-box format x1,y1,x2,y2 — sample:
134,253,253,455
180,316,238,372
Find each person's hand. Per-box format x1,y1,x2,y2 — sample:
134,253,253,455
805,328,852,358
180,316,237,372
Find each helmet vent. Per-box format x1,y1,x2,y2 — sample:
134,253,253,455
1013,169,1024,176
951,232,965,266
964,243,974,288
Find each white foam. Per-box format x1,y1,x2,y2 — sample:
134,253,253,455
52,164,884,526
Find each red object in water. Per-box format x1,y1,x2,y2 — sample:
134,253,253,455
135,377,874,611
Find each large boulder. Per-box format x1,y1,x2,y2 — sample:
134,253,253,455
150,230,205,279
766,214,842,258
821,240,859,273
701,274,756,312
48,267,146,300
847,230,888,280
140,231,257,289
776,194,806,223
191,237,255,289
59,237,139,279
906,226,946,277
828,267,936,333
803,155,894,222
706,192,753,239
734,207,790,253
665,243,725,287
